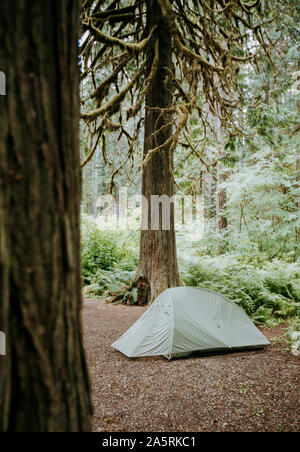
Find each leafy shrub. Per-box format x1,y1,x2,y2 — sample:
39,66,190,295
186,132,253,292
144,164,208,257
81,215,120,283
82,268,136,297
182,256,300,325
82,283,103,297
286,319,300,353
81,215,139,294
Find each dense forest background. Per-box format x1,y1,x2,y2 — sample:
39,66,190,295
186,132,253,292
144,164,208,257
79,0,300,345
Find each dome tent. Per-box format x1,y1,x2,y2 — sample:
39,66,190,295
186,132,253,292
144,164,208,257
112,287,270,360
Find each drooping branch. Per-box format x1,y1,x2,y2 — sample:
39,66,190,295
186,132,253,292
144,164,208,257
89,0,145,21
141,105,190,170
81,62,146,121
81,125,103,168
127,39,159,119
83,52,131,104
80,0,277,185
183,131,217,179
158,0,224,72
83,20,157,53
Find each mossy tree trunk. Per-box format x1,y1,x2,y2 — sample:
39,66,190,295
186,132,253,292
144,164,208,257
296,157,300,259
216,154,228,233
0,0,92,432
136,0,182,305
293,57,300,260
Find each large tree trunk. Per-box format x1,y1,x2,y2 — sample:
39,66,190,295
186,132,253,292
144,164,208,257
0,1,92,432
137,0,182,304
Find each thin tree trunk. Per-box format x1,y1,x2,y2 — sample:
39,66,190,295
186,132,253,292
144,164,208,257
202,146,215,220
213,114,228,233
216,153,228,232
137,0,182,304
295,60,300,260
0,1,92,432
296,157,300,259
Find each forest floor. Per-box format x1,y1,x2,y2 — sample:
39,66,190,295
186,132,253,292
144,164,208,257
83,298,300,433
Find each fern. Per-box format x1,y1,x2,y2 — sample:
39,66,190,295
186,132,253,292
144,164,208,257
182,257,300,325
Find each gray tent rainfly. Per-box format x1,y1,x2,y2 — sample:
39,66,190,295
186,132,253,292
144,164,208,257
112,287,270,359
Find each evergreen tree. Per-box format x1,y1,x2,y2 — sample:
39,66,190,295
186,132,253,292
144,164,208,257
81,0,277,302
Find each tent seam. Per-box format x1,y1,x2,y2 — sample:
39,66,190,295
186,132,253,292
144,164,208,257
168,291,175,359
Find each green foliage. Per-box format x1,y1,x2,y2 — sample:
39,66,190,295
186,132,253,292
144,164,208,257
223,143,300,261
286,319,300,351
182,256,300,326
81,214,119,280
82,269,136,298
81,215,138,296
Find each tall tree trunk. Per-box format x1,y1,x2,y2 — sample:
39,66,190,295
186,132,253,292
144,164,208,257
214,116,228,233
137,0,182,304
216,154,228,232
296,157,300,260
295,61,300,260
0,1,92,432
202,169,213,219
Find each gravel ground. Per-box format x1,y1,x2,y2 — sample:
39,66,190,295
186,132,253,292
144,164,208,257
83,298,300,433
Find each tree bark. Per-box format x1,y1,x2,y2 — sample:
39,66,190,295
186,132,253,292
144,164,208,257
213,115,228,233
296,157,300,259
295,60,300,260
216,154,228,232
137,0,182,304
0,1,92,432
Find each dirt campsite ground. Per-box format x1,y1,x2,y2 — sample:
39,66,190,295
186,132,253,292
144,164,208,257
83,298,300,433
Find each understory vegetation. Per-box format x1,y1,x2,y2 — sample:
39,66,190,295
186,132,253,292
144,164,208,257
81,215,300,342
81,214,139,298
